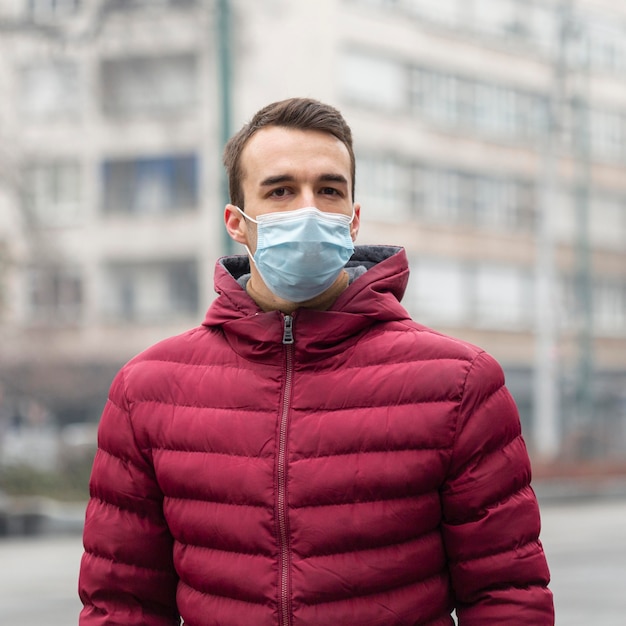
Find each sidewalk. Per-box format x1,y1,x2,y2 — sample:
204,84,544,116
0,495,85,537
533,460,626,504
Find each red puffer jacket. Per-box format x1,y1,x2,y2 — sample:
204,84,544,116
79,245,553,626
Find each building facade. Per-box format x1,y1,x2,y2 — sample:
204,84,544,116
0,0,625,462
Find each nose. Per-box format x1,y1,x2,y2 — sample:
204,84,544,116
300,186,316,208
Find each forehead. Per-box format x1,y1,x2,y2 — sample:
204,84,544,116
240,126,352,184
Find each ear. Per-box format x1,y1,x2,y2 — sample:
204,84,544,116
350,203,361,241
224,204,248,245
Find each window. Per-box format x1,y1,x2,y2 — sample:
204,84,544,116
517,91,549,138
102,154,198,215
504,0,534,40
342,51,548,142
356,155,411,220
103,259,198,322
28,0,80,21
101,54,197,116
104,0,196,9
354,0,400,7
412,69,459,125
22,161,81,227
591,195,626,250
339,51,407,111
475,264,531,328
26,266,82,325
515,181,536,231
587,18,626,73
416,168,533,231
419,169,463,223
408,258,469,325
474,177,519,230
530,3,558,54
404,0,460,26
474,0,516,36
408,258,534,330
589,109,625,161
594,279,626,335
20,61,79,118
409,65,545,140
555,188,626,249
472,83,517,136
552,188,576,244
347,0,561,56
361,155,536,233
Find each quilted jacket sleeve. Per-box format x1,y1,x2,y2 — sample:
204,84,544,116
78,369,180,625
440,351,554,625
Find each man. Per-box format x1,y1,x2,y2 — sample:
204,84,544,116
79,97,554,625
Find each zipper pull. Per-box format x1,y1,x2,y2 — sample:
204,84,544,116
282,314,294,345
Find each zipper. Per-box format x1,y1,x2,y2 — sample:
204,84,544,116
282,314,294,344
278,314,294,625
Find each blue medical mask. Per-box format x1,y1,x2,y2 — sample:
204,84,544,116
235,206,355,302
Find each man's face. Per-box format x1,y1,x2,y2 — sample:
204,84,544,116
226,126,360,252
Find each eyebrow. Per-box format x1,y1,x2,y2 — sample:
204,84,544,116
319,173,349,186
260,175,295,187
259,173,349,187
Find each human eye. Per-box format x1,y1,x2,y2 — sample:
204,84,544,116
320,187,342,196
269,187,291,198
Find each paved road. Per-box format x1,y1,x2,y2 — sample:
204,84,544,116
0,533,84,624
540,498,626,625
1,498,625,625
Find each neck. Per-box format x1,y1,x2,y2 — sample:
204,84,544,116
247,270,350,314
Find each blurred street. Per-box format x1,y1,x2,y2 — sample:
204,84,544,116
1,497,625,625
0,533,83,625
540,497,626,625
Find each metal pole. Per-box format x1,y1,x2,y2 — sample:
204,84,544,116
533,1,570,460
217,0,234,255
571,27,595,453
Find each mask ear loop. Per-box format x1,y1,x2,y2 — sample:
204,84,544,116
233,207,258,267
233,206,259,224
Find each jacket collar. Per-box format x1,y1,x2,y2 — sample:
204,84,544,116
202,245,411,363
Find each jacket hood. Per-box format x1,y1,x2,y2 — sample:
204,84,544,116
202,245,412,362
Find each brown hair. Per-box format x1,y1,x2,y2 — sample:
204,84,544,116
223,97,356,209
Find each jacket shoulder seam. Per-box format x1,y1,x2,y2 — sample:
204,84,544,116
446,349,487,477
